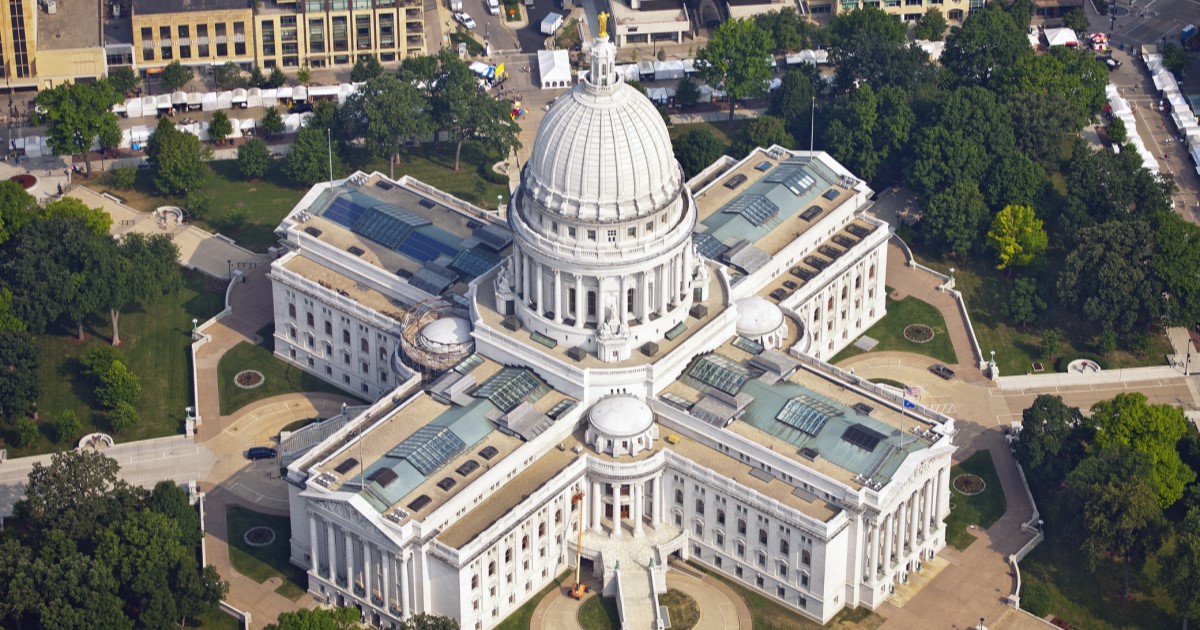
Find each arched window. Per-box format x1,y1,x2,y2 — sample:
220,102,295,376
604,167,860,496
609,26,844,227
780,539,790,555
288,303,296,318
554,509,562,524
325,321,332,335
675,489,684,505
855,276,861,289
471,575,479,589
717,509,726,525
342,329,351,344
521,535,529,550
694,522,704,537
841,286,848,300
306,312,314,326
868,264,875,279
695,499,705,515
504,548,512,562
737,518,746,535
759,529,768,545
361,338,369,353
813,308,821,322
801,549,811,566
827,297,834,310
538,523,546,537
488,561,496,576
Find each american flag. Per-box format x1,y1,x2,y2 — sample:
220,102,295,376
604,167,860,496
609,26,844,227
904,385,923,398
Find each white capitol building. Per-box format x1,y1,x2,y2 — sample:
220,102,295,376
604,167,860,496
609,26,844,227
270,28,957,630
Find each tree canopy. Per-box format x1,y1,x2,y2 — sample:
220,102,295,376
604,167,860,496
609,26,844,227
208,110,234,144
987,204,1047,269
1016,394,1086,486
697,19,775,120
160,61,193,91
941,5,1032,87
1057,220,1161,334
147,117,209,196
732,115,792,158
285,126,341,186
33,80,121,176
673,127,727,179
0,329,38,420
344,74,433,179
429,50,521,171
1089,393,1196,508
238,137,271,180
913,8,947,41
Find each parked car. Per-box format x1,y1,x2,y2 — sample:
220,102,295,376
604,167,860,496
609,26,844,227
453,11,477,28
928,364,955,380
485,0,500,15
289,101,314,114
246,446,278,460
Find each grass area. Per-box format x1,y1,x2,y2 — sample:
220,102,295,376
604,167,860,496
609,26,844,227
944,450,1007,551
0,271,223,456
356,142,509,208
449,30,485,57
668,120,746,147
279,417,319,434
90,159,305,252
829,290,957,365
577,595,620,629
554,18,581,50
1019,527,1177,630
694,562,884,630
494,571,571,630
869,378,907,390
189,607,240,629
225,505,308,600
216,329,357,416
660,589,699,630
909,250,1172,375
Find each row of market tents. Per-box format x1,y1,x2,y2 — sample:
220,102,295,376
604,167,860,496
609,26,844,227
1143,49,1200,175
112,83,361,119
544,49,831,92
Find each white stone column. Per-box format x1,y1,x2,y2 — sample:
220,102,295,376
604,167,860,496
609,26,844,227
882,514,893,570
575,275,585,328
592,480,603,533
327,523,336,579
922,479,934,535
363,543,373,600
382,552,391,612
612,483,623,538
400,552,411,617
346,532,355,591
640,271,649,321
898,501,908,552
531,513,542,578
553,271,562,323
909,493,920,549
520,251,530,304
658,265,668,315
868,521,880,582
936,466,948,527
618,276,628,322
632,481,644,536
651,475,662,528
535,262,545,314
309,515,319,574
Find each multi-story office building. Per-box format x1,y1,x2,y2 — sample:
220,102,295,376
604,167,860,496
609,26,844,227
0,0,106,91
275,30,958,630
803,0,976,23
129,0,256,72
255,0,426,70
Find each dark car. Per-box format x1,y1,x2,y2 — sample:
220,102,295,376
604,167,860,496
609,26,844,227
928,364,955,380
246,446,277,460
289,102,314,114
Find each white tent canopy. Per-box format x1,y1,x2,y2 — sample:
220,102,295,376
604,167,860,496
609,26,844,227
231,88,248,105
1044,27,1079,47
171,91,187,106
293,86,308,101
201,92,218,111
216,91,233,109
125,98,143,118
156,94,172,110
247,88,263,108
538,50,572,89
654,60,685,81
187,92,202,109
261,89,278,108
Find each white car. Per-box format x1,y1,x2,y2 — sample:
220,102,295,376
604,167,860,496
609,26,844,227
485,0,500,15
454,11,477,29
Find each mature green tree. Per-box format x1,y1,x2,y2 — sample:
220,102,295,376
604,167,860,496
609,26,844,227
268,66,288,88
34,80,121,176
733,115,793,157
105,232,180,346
250,65,267,88
107,66,141,96
1041,329,1061,362
998,48,1107,129
824,84,880,181
675,77,701,109
345,75,433,179
1063,7,1088,32
920,178,988,256
146,117,208,196
0,331,36,420
403,613,460,630
825,8,934,90
907,126,987,199
755,7,816,52
1007,0,1034,29
237,137,271,180
213,62,243,90
266,606,362,629
1108,116,1128,145
160,61,193,91
98,118,122,157
109,164,137,190
1162,43,1190,76
1065,446,1165,598
62,227,121,342
284,126,342,186
696,19,775,121
97,359,141,409
14,416,38,447
1153,212,1200,327
1017,394,1085,486
208,110,234,145
1163,507,1200,630
936,86,1016,157
0,179,39,245
81,345,120,382
1090,392,1196,508
1003,277,1047,330
14,450,125,539
1007,91,1081,165
768,67,818,142
1060,138,1172,235
261,106,286,137
306,100,341,134
351,55,385,82
108,400,139,434
39,196,113,236
430,50,521,170
987,204,1047,269
673,127,727,179
913,8,948,41
53,409,81,443
398,54,439,86
297,66,312,85
0,288,26,333
1058,219,1160,333
982,152,1044,211
940,5,1031,87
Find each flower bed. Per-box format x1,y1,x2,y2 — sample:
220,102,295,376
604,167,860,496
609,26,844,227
234,369,265,389
952,473,985,495
903,324,934,343
8,173,36,190
243,526,276,547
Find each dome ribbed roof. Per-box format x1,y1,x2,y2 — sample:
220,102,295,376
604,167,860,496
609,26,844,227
523,82,681,222
735,297,785,337
589,395,654,437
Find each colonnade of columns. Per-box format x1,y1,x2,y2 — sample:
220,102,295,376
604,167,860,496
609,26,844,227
309,514,412,618
864,468,945,584
510,247,691,328
588,475,664,538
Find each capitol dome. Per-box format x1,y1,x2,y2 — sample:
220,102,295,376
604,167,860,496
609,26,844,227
524,85,681,221
735,297,787,350
587,395,658,457
418,317,472,348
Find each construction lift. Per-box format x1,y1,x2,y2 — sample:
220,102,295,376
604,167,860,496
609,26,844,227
568,491,589,599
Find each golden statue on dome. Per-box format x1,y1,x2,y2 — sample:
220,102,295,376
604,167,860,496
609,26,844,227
598,11,609,38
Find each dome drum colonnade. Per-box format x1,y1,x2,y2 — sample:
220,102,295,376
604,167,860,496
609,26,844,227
496,25,710,363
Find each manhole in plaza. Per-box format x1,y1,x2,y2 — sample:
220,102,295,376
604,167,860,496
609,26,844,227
1110,5,1130,15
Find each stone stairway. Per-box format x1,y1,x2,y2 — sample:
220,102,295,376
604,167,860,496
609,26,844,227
614,558,657,630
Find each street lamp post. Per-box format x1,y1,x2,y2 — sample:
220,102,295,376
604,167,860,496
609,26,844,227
227,259,232,281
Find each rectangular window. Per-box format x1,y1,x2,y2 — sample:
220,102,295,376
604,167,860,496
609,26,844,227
197,24,209,57
216,23,228,56
309,19,326,53
234,22,246,56
141,27,155,61
587,229,596,241
607,229,617,243
178,25,191,58
160,26,173,60
356,15,372,50
379,14,395,48
261,20,276,56
306,0,324,9
332,17,349,52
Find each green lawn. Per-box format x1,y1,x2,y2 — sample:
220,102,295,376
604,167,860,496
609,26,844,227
91,159,305,252
225,505,309,600
668,120,745,148
216,328,358,416
494,571,571,630
660,589,700,630
944,450,1007,551
869,378,907,390
449,30,485,56
0,271,224,456
909,251,1172,375
356,142,509,208
577,595,620,629
1019,528,1176,630
829,290,958,365
695,563,883,630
